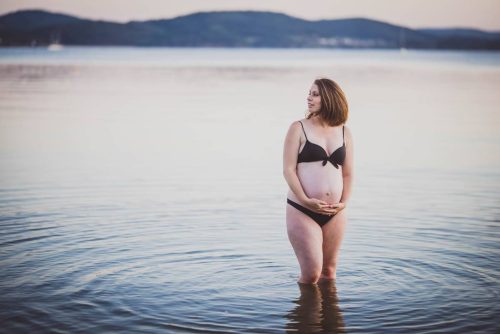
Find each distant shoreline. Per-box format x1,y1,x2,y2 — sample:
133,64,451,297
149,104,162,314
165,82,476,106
1,10,500,50
2,45,500,52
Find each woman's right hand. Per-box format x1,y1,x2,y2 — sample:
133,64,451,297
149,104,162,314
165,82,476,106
305,198,336,215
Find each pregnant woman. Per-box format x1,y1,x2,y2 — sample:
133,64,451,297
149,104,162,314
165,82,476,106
283,78,353,284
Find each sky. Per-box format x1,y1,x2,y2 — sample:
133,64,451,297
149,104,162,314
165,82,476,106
1,0,500,31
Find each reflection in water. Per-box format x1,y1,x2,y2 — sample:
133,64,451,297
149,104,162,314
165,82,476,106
286,279,345,333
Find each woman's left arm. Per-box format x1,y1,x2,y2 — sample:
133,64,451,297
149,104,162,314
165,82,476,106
340,126,354,207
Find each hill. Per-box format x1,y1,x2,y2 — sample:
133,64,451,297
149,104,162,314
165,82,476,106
1,9,499,49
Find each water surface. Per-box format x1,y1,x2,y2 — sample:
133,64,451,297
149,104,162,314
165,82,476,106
0,47,499,333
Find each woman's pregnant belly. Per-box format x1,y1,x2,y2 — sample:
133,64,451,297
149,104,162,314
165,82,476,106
288,163,343,204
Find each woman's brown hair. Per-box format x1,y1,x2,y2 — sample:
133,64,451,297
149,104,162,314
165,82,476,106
307,78,348,126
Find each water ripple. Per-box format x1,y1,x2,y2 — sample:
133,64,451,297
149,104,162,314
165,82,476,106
2,51,500,333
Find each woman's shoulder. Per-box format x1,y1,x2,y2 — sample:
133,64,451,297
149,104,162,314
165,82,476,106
289,118,307,127
286,119,306,136
342,124,353,141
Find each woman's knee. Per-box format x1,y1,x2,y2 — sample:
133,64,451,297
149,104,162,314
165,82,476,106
321,265,337,279
300,268,322,284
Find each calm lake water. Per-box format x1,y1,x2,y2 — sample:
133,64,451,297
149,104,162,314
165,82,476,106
0,47,499,333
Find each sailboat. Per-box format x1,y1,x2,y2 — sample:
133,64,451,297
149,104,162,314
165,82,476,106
399,27,408,53
48,32,63,51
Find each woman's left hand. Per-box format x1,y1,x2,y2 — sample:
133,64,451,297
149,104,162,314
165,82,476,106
329,202,346,215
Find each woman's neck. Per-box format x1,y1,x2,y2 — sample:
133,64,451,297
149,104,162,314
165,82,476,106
310,114,330,128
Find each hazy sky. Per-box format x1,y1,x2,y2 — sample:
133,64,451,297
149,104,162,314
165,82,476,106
1,0,500,31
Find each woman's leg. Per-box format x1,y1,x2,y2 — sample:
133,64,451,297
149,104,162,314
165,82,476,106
286,204,324,284
320,210,347,280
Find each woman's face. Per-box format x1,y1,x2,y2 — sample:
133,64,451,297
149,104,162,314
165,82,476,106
307,84,321,113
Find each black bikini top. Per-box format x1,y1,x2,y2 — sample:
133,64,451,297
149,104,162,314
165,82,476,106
297,121,346,169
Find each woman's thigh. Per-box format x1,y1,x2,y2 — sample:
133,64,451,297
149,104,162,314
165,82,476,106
286,204,324,272
321,209,347,267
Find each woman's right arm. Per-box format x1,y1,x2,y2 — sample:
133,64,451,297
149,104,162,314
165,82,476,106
283,122,334,214
282,121,310,203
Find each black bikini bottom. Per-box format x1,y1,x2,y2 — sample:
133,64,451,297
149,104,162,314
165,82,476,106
287,198,335,227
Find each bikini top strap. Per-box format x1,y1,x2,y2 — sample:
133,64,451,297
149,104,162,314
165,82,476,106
342,126,345,145
298,121,308,141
